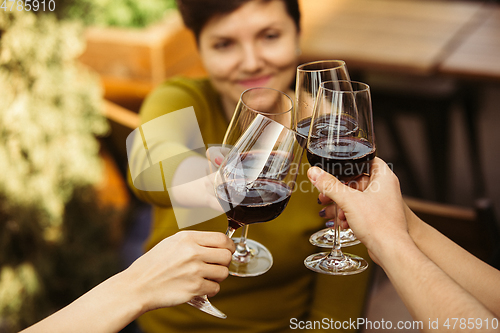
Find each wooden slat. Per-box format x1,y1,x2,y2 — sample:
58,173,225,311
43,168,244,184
104,99,140,130
403,196,494,260
404,196,476,221
101,76,154,111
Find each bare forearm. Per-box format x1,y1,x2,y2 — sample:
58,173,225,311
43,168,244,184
380,238,496,332
21,272,144,333
170,155,221,210
405,205,500,317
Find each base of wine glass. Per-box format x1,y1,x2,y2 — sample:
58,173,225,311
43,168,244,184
229,238,273,277
304,251,368,275
309,228,360,248
187,295,226,319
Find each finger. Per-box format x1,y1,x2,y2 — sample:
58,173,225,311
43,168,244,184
320,204,346,221
338,208,346,221
346,174,370,191
307,167,359,207
206,147,225,172
200,247,233,266
318,193,333,205
319,203,336,219
176,231,234,253
340,220,350,229
369,157,392,182
194,231,236,252
365,157,397,192
203,264,230,283
207,146,231,164
198,279,221,298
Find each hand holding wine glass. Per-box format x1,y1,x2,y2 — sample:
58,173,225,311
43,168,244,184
304,80,376,275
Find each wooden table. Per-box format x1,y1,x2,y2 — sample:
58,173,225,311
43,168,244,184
439,5,500,81
298,0,493,202
299,0,485,76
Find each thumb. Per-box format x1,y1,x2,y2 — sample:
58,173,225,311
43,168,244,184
307,167,359,206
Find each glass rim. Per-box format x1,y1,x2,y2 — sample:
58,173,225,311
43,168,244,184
239,87,306,141
320,80,370,93
240,87,293,116
296,60,347,73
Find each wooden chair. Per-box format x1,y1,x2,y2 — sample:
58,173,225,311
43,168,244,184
364,72,462,202
365,71,490,207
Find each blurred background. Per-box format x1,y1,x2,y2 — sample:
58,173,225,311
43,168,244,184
0,0,499,332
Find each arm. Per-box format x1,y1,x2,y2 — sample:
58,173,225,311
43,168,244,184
308,159,499,332
406,207,500,318
21,231,235,333
127,82,219,211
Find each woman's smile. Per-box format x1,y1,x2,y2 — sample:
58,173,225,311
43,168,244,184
237,75,272,89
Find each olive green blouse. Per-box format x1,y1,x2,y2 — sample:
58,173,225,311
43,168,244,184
128,77,372,333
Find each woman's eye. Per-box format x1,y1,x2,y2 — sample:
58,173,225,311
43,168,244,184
214,40,233,50
264,32,280,40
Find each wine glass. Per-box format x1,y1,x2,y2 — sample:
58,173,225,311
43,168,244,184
294,60,360,248
221,87,293,277
190,101,305,318
187,88,307,318
304,80,375,275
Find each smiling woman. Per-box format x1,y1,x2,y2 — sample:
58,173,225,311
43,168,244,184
127,0,373,332
196,0,299,120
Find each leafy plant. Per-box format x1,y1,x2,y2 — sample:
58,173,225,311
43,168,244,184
54,0,177,28
0,9,118,332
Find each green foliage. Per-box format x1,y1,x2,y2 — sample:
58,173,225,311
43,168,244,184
0,10,108,237
0,188,121,331
0,9,118,332
54,0,177,28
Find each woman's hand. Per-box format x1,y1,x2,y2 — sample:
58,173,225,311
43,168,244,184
206,145,230,173
122,230,236,313
169,154,224,212
307,158,410,264
20,231,236,333
316,174,371,229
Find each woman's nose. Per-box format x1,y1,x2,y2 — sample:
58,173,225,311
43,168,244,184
240,44,262,73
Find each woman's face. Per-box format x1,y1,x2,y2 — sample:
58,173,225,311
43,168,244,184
198,0,299,110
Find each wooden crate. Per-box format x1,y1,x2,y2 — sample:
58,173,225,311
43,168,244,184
79,11,206,110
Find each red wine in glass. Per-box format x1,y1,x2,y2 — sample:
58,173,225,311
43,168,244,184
216,179,292,230
296,117,311,138
306,114,375,181
306,137,375,181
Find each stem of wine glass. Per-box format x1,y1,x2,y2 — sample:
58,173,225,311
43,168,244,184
226,225,236,238
326,202,344,260
235,225,250,257
229,224,273,277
